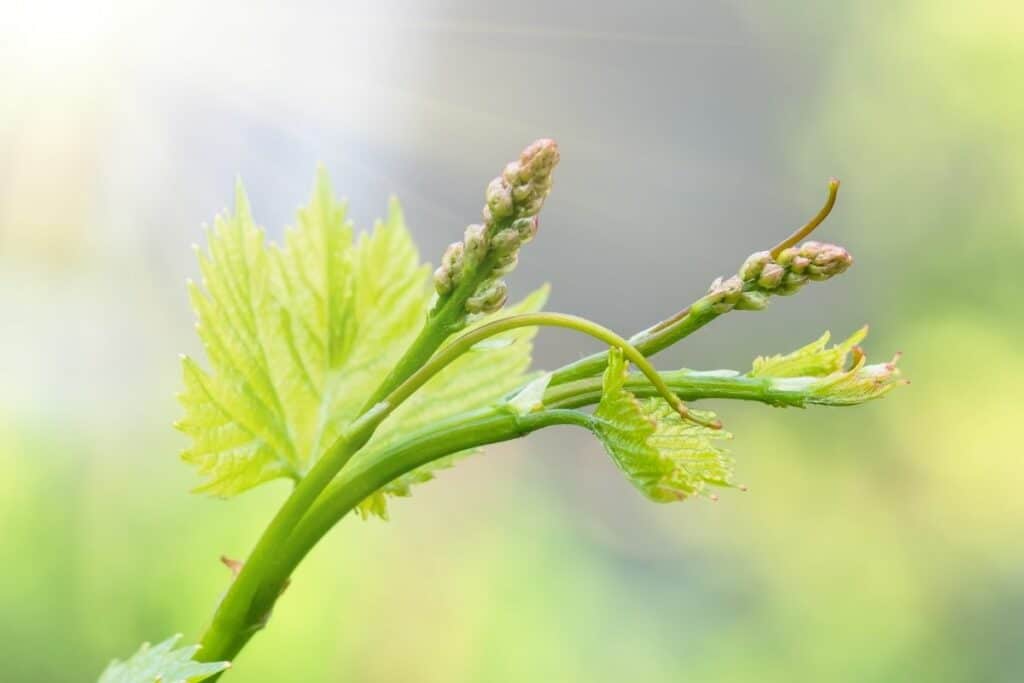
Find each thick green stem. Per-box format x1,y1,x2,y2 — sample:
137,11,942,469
270,367,819,617
198,310,680,667
251,407,594,610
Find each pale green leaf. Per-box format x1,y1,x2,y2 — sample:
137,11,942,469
98,635,229,683
507,372,553,416
749,325,868,378
353,285,549,519
593,348,735,502
178,173,431,495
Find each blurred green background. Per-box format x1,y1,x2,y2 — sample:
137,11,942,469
1,1,1021,681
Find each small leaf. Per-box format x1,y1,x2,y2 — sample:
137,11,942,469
593,348,735,502
750,326,868,378
353,286,550,519
98,635,229,683
507,372,552,416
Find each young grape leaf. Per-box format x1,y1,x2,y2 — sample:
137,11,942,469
98,634,229,683
749,326,867,378
592,348,735,502
177,172,431,495
352,286,549,519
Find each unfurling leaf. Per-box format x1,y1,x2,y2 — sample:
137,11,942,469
98,635,228,683
760,327,907,405
801,352,906,405
352,286,549,519
750,325,867,378
177,173,431,496
592,348,735,502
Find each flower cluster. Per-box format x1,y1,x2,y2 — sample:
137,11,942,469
705,240,854,314
434,139,560,314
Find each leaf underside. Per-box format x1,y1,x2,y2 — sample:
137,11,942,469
593,348,735,502
98,634,229,683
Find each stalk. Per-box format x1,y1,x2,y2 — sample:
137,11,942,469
198,311,683,666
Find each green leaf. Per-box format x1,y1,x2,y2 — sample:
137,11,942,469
749,325,868,378
802,351,907,405
352,286,550,519
177,172,431,495
592,348,735,502
98,635,229,683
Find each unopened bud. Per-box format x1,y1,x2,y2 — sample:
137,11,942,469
777,271,808,295
434,265,454,295
502,161,523,185
491,229,521,256
806,243,853,280
706,275,744,313
735,291,769,311
519,138,560,180
776,247,798,267
512,216,539,242
466,281,508,314
485,177,515,220
493,251,519,276
463,223,488,265
739,251,771,281
757,262,785,289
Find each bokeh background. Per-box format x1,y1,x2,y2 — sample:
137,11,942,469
2,1,1022,681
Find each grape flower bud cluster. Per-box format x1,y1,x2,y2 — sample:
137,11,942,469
705,241,854,314
434,139,561,314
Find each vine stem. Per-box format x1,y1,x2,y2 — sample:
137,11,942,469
197,311,685,668
282,368,817,580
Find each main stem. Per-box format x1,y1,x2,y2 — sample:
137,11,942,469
197,311,678,667
244,367,820,646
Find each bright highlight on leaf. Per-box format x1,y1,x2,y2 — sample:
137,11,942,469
177,172,431,496
592,348,735,502
750,325,867,377
98,634,229,683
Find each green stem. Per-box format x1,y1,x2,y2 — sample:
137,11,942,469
252,407,594,611
387,312,711,427
545,369,810,409
549,294,722,386
269,367,818,622
198,310,678,667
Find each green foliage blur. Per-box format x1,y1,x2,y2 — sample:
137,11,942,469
1,2,1021,681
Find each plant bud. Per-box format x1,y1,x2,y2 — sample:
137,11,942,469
440,241,464,283
776,247,798,267
492,251,519,276
463,223,488,265
466,281,508,314
808,243,853,280
490,229,521,256
706,275,744,313
433,265,453,295
502,161,522,184
485,177,515,220
735,291,769,310
739,251,772,281
511,216,539,242
790,256,811,274
757,263,786,289
776,271,807,295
